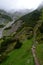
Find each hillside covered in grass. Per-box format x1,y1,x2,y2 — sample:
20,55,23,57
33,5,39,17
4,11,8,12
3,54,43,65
0,7,43,65
0,39,35,65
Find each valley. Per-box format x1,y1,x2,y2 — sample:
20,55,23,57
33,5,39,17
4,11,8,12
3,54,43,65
0,7,43,65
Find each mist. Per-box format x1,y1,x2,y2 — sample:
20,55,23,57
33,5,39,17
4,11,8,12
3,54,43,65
0,0,43,12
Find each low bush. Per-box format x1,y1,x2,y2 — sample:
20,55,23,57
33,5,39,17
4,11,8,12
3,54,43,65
14,39,22,49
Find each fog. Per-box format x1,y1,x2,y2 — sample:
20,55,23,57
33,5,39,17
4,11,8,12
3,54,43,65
0,0,43,11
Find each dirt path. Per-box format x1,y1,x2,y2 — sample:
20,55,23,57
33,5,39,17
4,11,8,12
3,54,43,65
32,20,42,65
32,45,40,65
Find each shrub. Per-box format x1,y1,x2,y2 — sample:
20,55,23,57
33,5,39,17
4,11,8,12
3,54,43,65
14,39,22,49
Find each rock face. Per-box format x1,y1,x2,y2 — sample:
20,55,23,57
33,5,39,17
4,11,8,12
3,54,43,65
3,20,23,36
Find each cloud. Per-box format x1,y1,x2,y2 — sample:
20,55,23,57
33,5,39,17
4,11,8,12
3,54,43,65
0,0,43,11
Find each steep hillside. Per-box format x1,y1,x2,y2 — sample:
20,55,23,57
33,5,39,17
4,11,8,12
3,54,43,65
3,9,41,37
20,10,41,27
0,10,12,27
0,7,43,65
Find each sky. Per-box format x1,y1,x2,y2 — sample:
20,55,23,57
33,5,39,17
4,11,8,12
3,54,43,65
0,0,43,11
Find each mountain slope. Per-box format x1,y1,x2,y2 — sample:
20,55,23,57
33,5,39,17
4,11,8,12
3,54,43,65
0,10,12,27
3,9,41,37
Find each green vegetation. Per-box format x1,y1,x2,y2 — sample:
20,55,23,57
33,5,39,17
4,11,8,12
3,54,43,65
0,24,5,28
0,7,43,65
36,42,43,65
20,10,40,27
0,13,12,21
34,8,43,65
0,36,15,53
0,11,12,26
0,39,4,44
0,39,35,65
4,26,12,30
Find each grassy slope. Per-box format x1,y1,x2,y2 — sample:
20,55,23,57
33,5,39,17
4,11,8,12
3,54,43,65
36,42,43,65
0,39,35,65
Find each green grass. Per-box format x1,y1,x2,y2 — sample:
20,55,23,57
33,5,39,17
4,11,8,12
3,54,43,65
36,42,43,65
0,39,35,65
